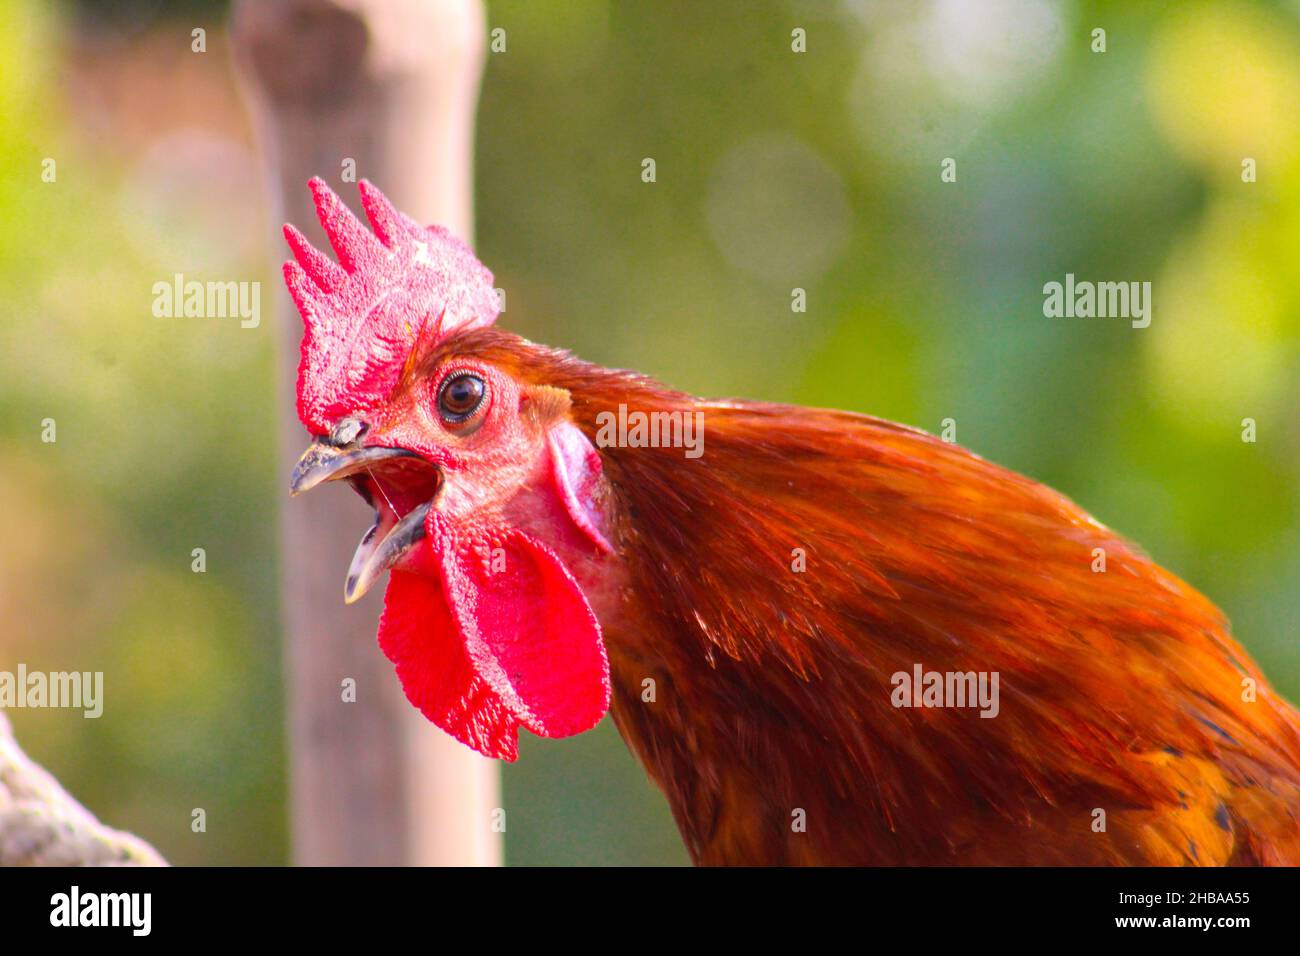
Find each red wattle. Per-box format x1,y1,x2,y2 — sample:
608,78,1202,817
376,516,610,761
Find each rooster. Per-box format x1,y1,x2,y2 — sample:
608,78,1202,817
284,179,1300,865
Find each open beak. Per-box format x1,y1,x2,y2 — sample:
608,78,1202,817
290,439,441,604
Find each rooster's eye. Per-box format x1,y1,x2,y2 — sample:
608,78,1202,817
437,372,487,424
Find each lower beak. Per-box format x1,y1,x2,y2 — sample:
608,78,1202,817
289,441,438,604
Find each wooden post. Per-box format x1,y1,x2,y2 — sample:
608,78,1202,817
232,0,501,866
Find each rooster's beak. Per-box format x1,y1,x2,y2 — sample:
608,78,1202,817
289,437,439,604
289,442,420,496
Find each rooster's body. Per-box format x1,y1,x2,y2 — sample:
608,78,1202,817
284,180,1300,866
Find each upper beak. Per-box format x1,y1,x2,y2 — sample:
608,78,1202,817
289,442,421,496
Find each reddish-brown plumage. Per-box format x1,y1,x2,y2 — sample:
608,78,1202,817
284,181,1299,865
434,328,1300,865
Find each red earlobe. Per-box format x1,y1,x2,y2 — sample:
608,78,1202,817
548,423,614,554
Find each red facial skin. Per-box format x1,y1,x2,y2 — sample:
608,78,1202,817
356,360,614,761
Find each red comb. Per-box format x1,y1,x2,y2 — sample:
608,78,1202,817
283,178,501,435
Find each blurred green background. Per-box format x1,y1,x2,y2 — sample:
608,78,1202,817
0,0,1297,865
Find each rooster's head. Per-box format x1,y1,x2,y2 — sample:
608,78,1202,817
284,179,611,760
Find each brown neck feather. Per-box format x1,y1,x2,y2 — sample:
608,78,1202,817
432,328,1300,865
